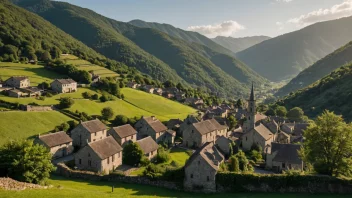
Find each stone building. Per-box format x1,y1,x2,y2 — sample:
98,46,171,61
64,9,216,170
215,136,233,157
182,118,228,148
107,124,137,147
71,119,108,148
135,116,168,142
241,124,274,153
36,131,73,159
184,142,224,193
266,143,303,172
5,76,30,88
75,136,122,173
51,79,77,93
275,131,290,144
136,136,159,160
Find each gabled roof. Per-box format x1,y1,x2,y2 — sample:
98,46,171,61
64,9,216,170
193,120,218,135
136,136,159,154
53,79,76,85
253,124,273,140
6,76,28,82
293,123,309,136
185,142,224,171
208,118,228,130
142,117,167,133
109,124,137,138
271,143,302,164
166,129,176,136
80,119,107,133
39,131,72,148
88,136,122,160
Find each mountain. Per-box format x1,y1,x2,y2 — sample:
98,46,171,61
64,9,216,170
276,41,352,97
129,19,235,56
0,0,108,62
281,63,352,121
13,0,268,97
236,16,352,82
212,36,270,53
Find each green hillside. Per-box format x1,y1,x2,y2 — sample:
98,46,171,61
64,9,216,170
0,111,73,145
129,19,235,56
13,0,268,97
236,16,352,82
277,41,352,97
281,63,352,121
212,36,270,53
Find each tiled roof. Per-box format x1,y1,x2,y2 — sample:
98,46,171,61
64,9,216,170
54,79,76,84
193,120,218,135
8,76,28,81
185,142,224,171
271,143,302,164
39,131,72,148
81,119,107,133
89,136,122,160
143,117,167,133
253,124,273,140
109,124,137,138
136,136,158,154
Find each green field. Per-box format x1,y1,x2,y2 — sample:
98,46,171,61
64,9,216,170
0,62,63,86
61,54,119,78
0,176,348,198
0,111,73,145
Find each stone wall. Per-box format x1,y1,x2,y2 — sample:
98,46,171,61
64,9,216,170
0,177,48,191
55,163,180,190
21,105,53,112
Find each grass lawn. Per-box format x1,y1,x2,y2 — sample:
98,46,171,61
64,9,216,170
0,176,349,198
61,54,119,78
0,62,63,86
0,111,73,145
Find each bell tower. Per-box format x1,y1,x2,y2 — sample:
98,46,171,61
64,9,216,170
244,83,256,132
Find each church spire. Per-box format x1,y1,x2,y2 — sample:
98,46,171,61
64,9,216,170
249,82,255,101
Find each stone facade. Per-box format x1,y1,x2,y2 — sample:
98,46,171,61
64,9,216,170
51,79,77,93
71,119,107,148
241,124,274,153
135,116,167,143
215,136,232,157
36,131,74,159
136,136,159,160
266,143,303,172
107,124,137,147
5,76,30,88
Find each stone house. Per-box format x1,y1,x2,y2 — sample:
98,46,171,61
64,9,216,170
182,119,228,148
107,124,137,147
159,129,176,147
175,92,185,101
153,88,163,95
7,89,24,98
75,136,122,173
134,116,168,142
275,131,290,144
71,119,108,148
126,82,139,89
36,131,73,159
215,136,233,157
136,136,159,160
184,142,224,193
51,79,77,93
141,85,154,93
162,92,174,99
266,143,303,172
166,119,183,131
281,123,295,134
241,124,274,153
5,76,30,88
263,119,279,134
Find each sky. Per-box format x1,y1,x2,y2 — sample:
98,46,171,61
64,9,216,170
59,0,352,38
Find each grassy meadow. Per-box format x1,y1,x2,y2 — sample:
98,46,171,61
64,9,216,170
0,175,348,198
0,111,73,145
61,54,119,78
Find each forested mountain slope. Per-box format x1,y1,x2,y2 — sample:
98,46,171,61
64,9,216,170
277,41,352,97
212,36,270,53
236,16,352,82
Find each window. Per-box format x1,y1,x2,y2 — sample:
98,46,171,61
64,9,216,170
132,135,134,139
282,163,286,168
112,155,115,162
207,176,210,182
95,132,97,136
118,152,120,158
79,159,82,164
107,157,110,164
288,164,292,169
249,116,251,121
151,151,154,155
198,161,200,165
88,153,90,157
246,137,248,141
192,130,194,134
88,160,92,166
190,174,193,179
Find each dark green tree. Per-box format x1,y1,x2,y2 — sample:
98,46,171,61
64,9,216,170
101,107,114,121
112,115,129,126
122,143,144,166
287,107,305,122
59,97,75,109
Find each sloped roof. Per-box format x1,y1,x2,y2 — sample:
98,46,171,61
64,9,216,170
208,118,228,130
136,136,159,154
293,123,309,136
193,120,218,135
39,131,72,148
255,113,267,123
143,117,167,133
166,129,176,136
185,142,224,171
88,136,122,160
253,124,273,140
109,124,137,138
54,79,76,84
271,143,302,164
81,119,107,133
7,76,28,81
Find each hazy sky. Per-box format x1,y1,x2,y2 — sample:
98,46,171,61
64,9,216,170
59,0,352,38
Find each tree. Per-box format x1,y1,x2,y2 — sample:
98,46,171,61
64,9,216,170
41,51,52,61
287,107,305,122
101,107,114,121
229,156,240,172
39,82,50,90
228,115,237,130
0,140,55,184
236,99,243,108
302,111,352,177
163,80,175,88
176,82,184,91
112,115,129,126
56,122,70,132
59,97,74,109
122,143,144,166
275,106,287,117
155,147,170,164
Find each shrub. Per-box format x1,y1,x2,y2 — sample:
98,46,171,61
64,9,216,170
122,143,144,166
155,147,170,164
82,92,92,99
59,97,74,109
101,107,114,121
250,150,263,164
92,94,99,100
142,164,164,179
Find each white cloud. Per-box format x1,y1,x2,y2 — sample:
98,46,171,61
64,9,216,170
276,0,293,2
187,20,245,38
288,0,352,26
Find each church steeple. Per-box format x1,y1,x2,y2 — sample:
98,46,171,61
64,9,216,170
244,82,256,132
250,82,255,101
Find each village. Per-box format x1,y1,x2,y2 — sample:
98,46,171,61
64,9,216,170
0,75,309,193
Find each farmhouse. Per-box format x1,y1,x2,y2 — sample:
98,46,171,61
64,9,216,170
7,89,24,98
241,124,274,153
182,118,228,148
75,136,122,173
266,143,303,172
135,116,168,143
71,119,108,148
107,124,137,147
184,142,224,193
5,76,30,88
51,79,77,93
136,136,159,160
36,131,73,159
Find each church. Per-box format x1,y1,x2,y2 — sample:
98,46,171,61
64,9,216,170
240,83,275,154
